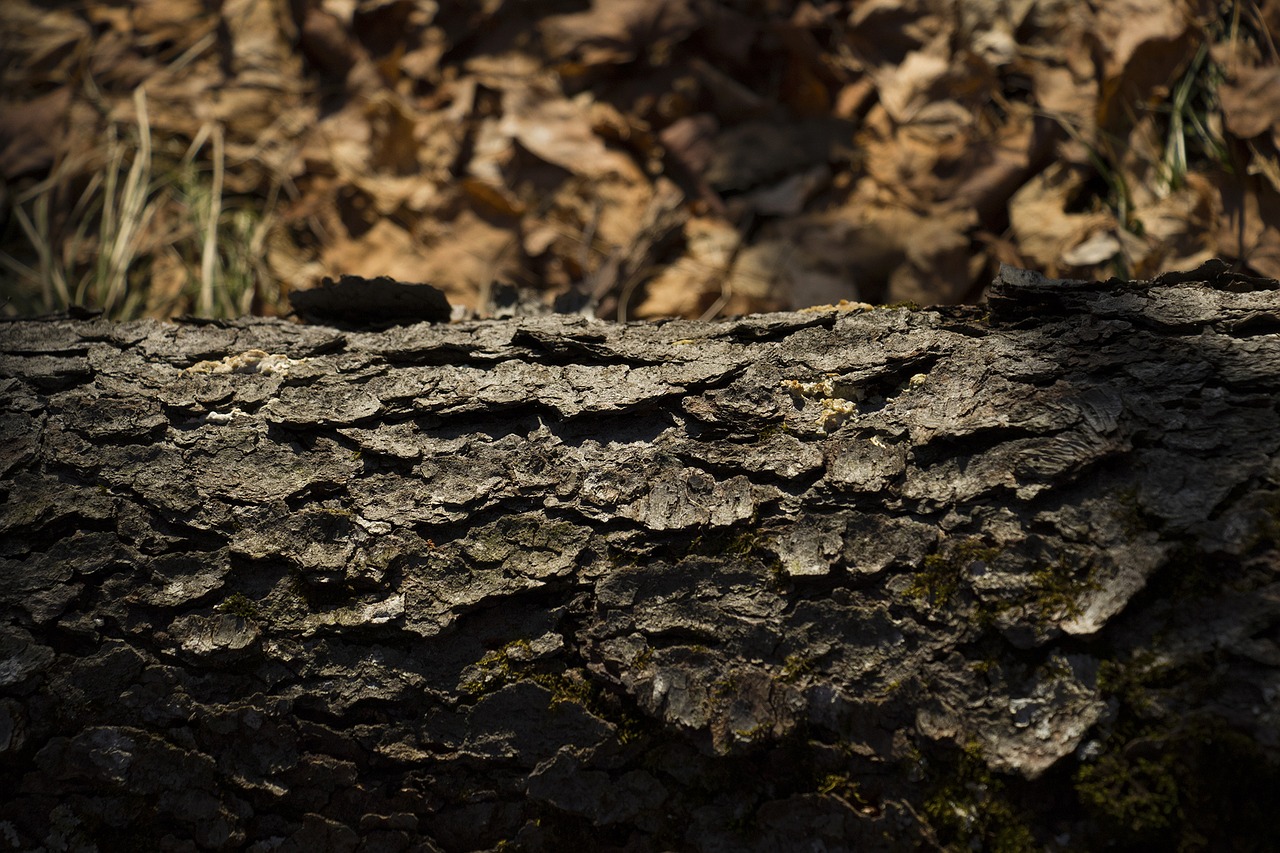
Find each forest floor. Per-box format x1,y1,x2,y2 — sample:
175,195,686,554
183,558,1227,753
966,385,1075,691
1,0,1278,320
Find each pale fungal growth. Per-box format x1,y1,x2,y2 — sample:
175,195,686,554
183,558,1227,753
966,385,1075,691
819,397,858,432
908,373,928,388
782,376,866,431
796,300,876,314
203,406,252,425
186,349,304,376
781,377,838,398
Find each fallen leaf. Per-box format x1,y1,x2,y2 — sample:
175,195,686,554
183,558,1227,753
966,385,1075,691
1127,173,1218,275
298,6,359,79
0,0,92,86
540,0,699,66
689,58,769,122
365,91,421,175
1009,162,1116,275
1060,231,1120,267
1089,0,1199,133
874,41,951,124
498,88,642,181
704,118,855,193
733,165,830,218
634,215,739,318
1245,140,1280,196
321,207,518,313
1213,172,1280,279
222,0,302,77
131,0,219,54
1218,65,1280,140
946,106,1051,225
846,0,948,70
0,88,71,180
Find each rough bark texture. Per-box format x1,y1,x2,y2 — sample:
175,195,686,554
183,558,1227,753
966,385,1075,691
2,264,1279,852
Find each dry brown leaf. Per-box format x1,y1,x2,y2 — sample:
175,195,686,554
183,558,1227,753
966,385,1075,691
733,165,830,217
463,51,546,88
322,220,422,288
859,115,961,209
660,114,718,175
462,178,526,218
319,207,518,312
1031,62,1096,140
724,239,794,306
1218,66,1280,140
0,1,92,87
725,199,976,309
131,0,219,53
358,173,443,218
1019,2,1098,164
498,88,643,182
833,76,877,119
704,118,854,193
846,0,949,70
540,0,699,66
588,178,686,318
885,206,976,304
945,105,1045,224
0,89,71,180
1129,174,1218,276
222,0,301,76
533,175,666,293
689,58,769,123
4,0,1266,321
363,92,420,175
1213,173,1280,279
1090,0,1199,134
308,98,385,183
298,6,360,79
198,87,291,139
1060,231,1122,267
774,20,839,117
634,216,739,318
874,40,952,124
1009,162,1117,274
1245,140,1280,197
1091,0,1195,82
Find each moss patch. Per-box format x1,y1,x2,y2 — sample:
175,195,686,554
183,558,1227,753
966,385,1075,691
1074,656,1280,849
461,640,651,745
906,537,1001,606
215,591,260,621
921,741,1037,853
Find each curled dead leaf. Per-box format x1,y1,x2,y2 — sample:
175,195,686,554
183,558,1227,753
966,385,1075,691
1218,66,1280,141
1009,163,1117,275
541,0,699,66
498,88,642,181
0,89,71,180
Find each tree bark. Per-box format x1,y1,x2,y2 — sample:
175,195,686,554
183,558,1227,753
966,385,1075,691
2,262,1278,851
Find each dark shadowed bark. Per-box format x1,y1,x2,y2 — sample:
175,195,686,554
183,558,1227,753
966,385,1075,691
2,263,1279,851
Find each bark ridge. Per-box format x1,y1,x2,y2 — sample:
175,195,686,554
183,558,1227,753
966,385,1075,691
1,263,1278,850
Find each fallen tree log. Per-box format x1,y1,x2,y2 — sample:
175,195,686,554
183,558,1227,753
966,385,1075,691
1,263,1278,851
